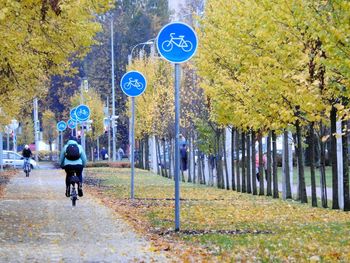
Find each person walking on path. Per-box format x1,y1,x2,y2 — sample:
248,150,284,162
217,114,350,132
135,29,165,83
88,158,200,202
180,144,188,171
100,147,108,160
117,147,124,161
255,152,267,182
60,136,87,197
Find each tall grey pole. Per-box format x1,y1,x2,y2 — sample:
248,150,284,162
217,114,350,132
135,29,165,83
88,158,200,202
34,98,39,162
130,97,135,199
107,97,111,161
13,128,16,152
60,132,63,151
0,132,3,171
174,63,181,231
111,17,117,161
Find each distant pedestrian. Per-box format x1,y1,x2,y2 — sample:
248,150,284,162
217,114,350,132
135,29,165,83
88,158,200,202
100,147,108,160
256,152,267,182
180,144,187,171
117,147,124,161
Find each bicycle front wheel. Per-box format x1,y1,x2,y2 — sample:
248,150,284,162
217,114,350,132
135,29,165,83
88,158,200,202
182,41,193,52
72,197,77,206
136,83,144,90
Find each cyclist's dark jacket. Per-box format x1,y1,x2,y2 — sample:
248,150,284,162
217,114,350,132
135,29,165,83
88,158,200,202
22,148,32,158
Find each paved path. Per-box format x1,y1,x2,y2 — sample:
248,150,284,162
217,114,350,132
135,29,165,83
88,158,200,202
0,169,168,262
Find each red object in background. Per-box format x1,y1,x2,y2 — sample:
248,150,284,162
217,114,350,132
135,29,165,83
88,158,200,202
29,144,36,151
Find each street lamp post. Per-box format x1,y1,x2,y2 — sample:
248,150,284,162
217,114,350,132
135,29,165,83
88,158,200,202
127,40,153,199
110,16,117,161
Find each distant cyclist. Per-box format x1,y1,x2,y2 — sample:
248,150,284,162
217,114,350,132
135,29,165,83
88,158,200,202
60,136,87,198
22,145,32,170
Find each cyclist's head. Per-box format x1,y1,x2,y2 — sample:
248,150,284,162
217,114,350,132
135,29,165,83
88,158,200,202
69,136,78,142
24,145,29,149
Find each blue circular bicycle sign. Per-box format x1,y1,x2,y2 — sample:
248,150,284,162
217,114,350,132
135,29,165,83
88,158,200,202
56,121,67,132
67,119,77,129
157,22,198,63
75,104,91,122
120,71,147,97
70,108,78,121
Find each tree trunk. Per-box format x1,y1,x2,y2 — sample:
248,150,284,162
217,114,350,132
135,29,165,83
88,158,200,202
284,131,292,199
169,138,173,180
235,130,241,192
145,134,150,170
217,131,224,189
272,131,279,198
187,136,192,183
49,141,53,161
251,130,257,195
155,137,160,175
192,140,197,183
309,123,317,207
196,152,201,184
330,105,339,209
162,139,168,178
156,136,163,176
266,132,272,196
241,131,246,193
223,130,230,190
258,135,264,196
246,131,252,194
296,120,307,203
208,155,213,186
202,155,206,185
319,122,328,208
140,140,144,169
231,128,236,191
342,120,350,211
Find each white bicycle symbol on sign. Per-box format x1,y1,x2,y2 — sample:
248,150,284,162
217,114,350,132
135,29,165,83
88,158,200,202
123,78,144,90
77,109,88,117
161,33,193,53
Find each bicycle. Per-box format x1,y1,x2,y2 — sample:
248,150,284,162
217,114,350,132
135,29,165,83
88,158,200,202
123,78,144,90
23,158,31,177
161,33,193,53
69,175,80,206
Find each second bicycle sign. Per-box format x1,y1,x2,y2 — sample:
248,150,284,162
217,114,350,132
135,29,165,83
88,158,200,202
120,71,147,97
157,22,198,63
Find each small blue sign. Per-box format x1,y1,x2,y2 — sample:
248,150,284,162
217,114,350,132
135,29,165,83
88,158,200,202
157,22,198,63
57,121,67,132
120,71,147,97
75,104,91,122
70,108,77,121
67,119,77,129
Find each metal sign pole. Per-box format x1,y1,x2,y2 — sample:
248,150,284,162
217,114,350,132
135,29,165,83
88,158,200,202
60,131,63,150
174,63,181,232
131,97,135,199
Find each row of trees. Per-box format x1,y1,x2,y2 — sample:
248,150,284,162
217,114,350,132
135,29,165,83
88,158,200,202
129,0,350,211
0,0,114,150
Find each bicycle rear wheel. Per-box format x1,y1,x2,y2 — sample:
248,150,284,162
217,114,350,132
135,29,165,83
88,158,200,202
71,186,77,206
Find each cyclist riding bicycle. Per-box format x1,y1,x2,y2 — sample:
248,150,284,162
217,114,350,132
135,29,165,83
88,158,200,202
59,136,87,198
22,145,32,171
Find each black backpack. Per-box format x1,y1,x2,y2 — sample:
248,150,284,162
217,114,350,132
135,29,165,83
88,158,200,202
65,144,81,161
